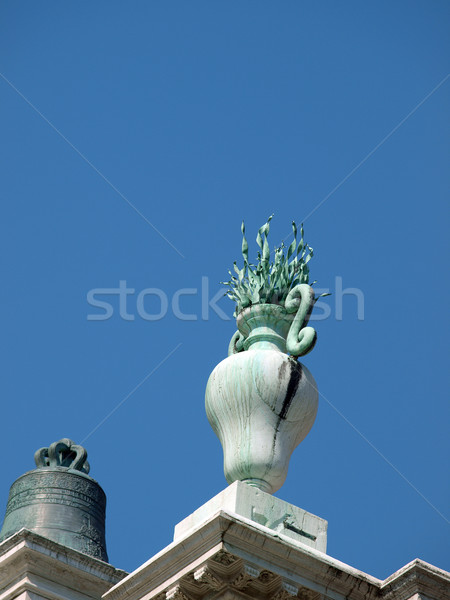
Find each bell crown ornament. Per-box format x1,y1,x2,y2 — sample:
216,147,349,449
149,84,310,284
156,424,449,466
0,438,108,562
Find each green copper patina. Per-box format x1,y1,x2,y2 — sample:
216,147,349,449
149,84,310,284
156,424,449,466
222,216,329,359
34,437,90,472
0,439,108,561
206,218,328,494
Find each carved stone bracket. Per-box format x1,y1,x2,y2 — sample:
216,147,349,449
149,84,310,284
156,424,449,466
272,592,297,600
150,550,323,599
165,586,190,600
282,582,299,596
193,566,222,590
210,549,239,567
269,581,299,599
232,564,260,589
296,589,323,600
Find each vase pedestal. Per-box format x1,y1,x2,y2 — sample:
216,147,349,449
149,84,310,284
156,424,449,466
174,480,327,553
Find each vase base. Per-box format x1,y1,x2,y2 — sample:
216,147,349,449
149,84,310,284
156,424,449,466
241,478,273,494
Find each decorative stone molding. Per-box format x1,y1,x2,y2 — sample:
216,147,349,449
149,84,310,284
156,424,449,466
193,565,222,589
231,563,260,589
130,549,315,600
210,549,239,566
165,586,190,600
380,558,450,600
104,510,449,600
272,591,299,600
0,529,127,600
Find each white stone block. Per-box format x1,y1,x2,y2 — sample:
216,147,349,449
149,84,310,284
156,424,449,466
173,481,327,552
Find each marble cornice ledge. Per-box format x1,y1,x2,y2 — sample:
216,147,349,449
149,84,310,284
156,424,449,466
380,558,450,600
104,510,384,600
0,528,127,600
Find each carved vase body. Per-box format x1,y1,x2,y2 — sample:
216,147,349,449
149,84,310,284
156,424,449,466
205,304,318,494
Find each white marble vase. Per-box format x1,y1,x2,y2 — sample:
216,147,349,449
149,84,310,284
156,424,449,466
205,303,318,494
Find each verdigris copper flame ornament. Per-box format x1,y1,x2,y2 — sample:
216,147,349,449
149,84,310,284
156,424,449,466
0,438,108,561
206,217,329,494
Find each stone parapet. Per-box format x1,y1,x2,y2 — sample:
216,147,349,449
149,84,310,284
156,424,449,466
0,529,127,600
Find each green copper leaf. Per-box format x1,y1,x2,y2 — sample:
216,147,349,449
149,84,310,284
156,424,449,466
297,223,305,255
315,292,331,301
222,216,328,315
262,234,270,265
287,222,297,260
256,229,263,252
256,214,273,249
241,221,249,264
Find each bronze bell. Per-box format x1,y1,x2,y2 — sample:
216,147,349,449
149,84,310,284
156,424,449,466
0,438,108,562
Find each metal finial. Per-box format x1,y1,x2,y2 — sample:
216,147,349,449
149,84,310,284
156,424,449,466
34,438,90,473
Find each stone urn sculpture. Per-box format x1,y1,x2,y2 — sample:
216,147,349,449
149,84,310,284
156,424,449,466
205,217,327,494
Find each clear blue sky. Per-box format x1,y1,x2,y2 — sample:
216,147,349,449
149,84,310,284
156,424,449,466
0,0,448,580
